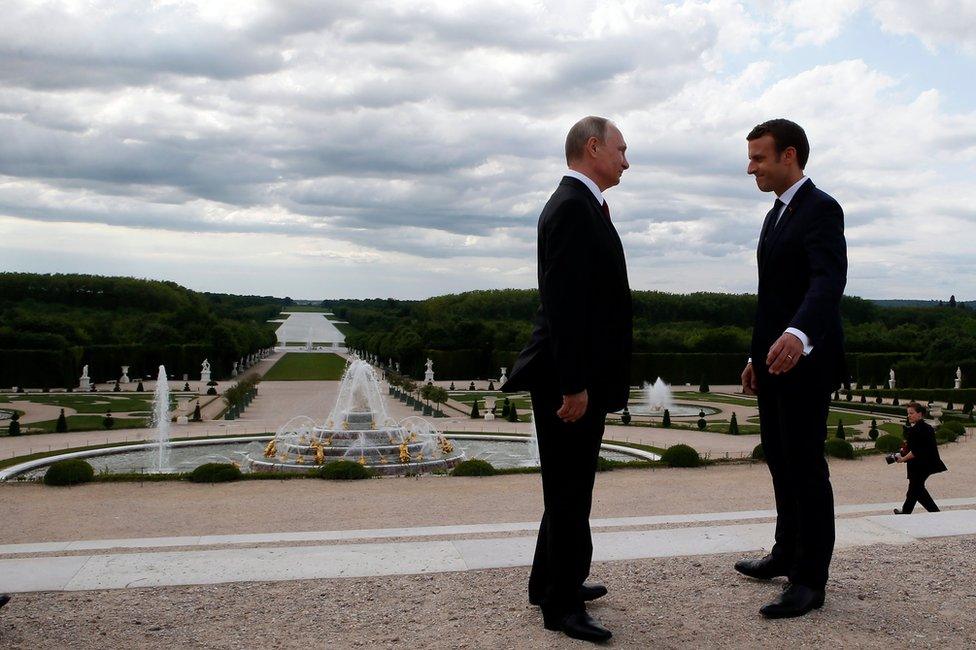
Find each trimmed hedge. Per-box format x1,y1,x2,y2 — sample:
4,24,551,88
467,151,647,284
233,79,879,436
43,459,95,486
451,459,497,476
825,437,855,459
188,462,243,483
314,460,374,480
875,433,904,453
751,444,765,461
661,444,701,468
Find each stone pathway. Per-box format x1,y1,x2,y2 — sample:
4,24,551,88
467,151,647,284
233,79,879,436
3,502,974,594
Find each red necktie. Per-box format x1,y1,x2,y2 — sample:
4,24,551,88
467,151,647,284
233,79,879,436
601,200,611,221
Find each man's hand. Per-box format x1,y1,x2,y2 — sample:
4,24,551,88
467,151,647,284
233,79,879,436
557,389,588,423
766,332,804,375
741,362,758,395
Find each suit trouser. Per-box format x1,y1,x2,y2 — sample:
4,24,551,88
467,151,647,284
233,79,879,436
757,362,835,589
528,388,606,617
902,475,939,513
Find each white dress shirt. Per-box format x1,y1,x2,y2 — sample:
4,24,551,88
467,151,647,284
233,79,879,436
775,176,813,355
749,176,813,364
564,169,604,206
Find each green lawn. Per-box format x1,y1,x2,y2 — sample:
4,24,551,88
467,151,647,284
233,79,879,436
449,391,533,410
18,415,149,434
879,423,907,437
263,353,347,380
0,394,174,414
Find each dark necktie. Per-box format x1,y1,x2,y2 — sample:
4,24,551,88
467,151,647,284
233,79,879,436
764,199,785,240
771,198,786,228
601,200,611,221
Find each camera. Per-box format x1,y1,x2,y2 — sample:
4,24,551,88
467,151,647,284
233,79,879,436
885,453,900,465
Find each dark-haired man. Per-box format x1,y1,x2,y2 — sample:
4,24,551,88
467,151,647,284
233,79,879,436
736,119,847,619
503,116,632,642
0,593,9,609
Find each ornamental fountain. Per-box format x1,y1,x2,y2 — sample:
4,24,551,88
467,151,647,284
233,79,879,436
248,359,465,475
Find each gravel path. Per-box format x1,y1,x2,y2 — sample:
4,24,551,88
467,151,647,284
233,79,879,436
1,536,973,649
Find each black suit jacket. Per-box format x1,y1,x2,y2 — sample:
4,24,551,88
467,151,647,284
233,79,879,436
905,421,948,479
502,176,633,412
751,179,847,388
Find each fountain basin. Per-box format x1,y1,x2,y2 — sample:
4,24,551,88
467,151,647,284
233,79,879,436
0,434,653,480
623,404,720,417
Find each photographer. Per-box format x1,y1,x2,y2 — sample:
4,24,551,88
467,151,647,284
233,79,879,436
892,402,947,514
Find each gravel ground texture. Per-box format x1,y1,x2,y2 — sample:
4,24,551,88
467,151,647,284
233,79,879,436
1,434,973,544
1,536,974,649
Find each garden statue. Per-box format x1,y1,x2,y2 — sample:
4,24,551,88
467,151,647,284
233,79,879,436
200,359,211,384
78,365,91,391
120,366,130,383
424,358,435,385
499,367,508,385
956,366,962,390
888,368,896,389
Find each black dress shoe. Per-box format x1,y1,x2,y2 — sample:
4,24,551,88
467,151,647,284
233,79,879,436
734,555,789,580
760,583,825,619
893,508,904,514
544,610,612,643
529,582,608,607
0,594,9,610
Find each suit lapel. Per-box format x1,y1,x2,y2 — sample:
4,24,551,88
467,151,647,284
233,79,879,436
560,176,628,283
759,180,816,278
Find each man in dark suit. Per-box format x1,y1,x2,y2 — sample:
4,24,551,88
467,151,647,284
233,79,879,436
894,401,947,514
502,115,632,643
736,119,848,618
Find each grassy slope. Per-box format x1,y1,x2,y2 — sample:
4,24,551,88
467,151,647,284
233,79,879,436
263,353,347,381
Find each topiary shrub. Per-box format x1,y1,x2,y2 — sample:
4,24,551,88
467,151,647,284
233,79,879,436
103,412,115,429
835,420,845,439
699,377,709,393
662,409,671,428
825,437,855,459
55,408,68,433
728,412,739,435
875,433,904,453
43,459,95,486
470,400,480,419
946,400,954,411
661,444,701,468
451,459,497,477
188,462,243,483
935,426,958,443
860,394,867,404
846,391,853,402
868,419,879,441
315,460,374,480
7,412,20,436
136,381,145,392
751,444,765,461
962,401,973,415
941,420,965,436
621,407,632,425
507,403,518,422
192,403,202,422
501,398,510,418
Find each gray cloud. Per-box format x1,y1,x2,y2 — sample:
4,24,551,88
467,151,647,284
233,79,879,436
0,1,974,299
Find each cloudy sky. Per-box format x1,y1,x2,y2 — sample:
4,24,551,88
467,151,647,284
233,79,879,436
1,1,974,300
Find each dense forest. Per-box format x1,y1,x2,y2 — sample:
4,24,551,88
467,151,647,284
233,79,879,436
326,290,976,387
0,273,280,387
2,273,972,389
